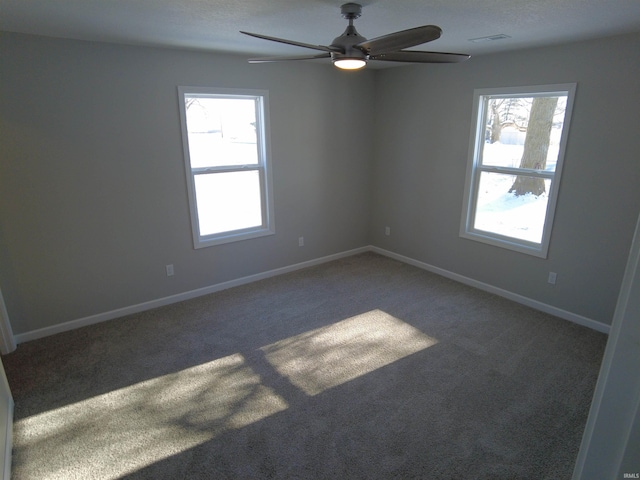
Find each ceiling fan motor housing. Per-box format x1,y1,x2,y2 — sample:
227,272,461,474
331,24,368,62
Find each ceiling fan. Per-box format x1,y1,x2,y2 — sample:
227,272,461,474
240,3,470,70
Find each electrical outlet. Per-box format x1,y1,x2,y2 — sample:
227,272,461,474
385,226,391,236
548,272,557,284
298,236,304,247
166,264,174,276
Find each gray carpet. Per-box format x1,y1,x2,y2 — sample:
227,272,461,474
2,252,607,479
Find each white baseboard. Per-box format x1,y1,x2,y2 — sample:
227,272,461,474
14,244,609,343
370,246,611,334
14,247,370,344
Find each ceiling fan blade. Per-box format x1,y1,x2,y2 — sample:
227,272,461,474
355,25,442,56
241,31,337,53
248,53,332,63
370,50,470,63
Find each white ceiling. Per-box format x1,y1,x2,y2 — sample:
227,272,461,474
2,0,640,67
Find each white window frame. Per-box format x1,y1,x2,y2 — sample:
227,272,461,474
460,83,577,258
178,86,275,249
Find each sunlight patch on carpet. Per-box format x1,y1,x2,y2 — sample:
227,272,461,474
14,353,288,480
261,309,438,396
14,310,437,478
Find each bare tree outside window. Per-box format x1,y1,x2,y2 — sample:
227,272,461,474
510,96,560,196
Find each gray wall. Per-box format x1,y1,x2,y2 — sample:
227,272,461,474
371,32,640,325
0,33,375,334
1,31,639,336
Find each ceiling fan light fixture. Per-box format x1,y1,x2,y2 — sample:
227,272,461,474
333,57,367,70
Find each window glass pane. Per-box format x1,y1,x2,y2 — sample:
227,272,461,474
481,141,526,169
473,172,551,243
481,96,568,173
185,97,258,168
194,171,263,236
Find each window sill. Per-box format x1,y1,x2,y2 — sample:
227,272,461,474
194,226,275,249
460,230,548,258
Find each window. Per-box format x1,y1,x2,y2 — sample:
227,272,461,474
460,84,576,257
178,87,274,248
